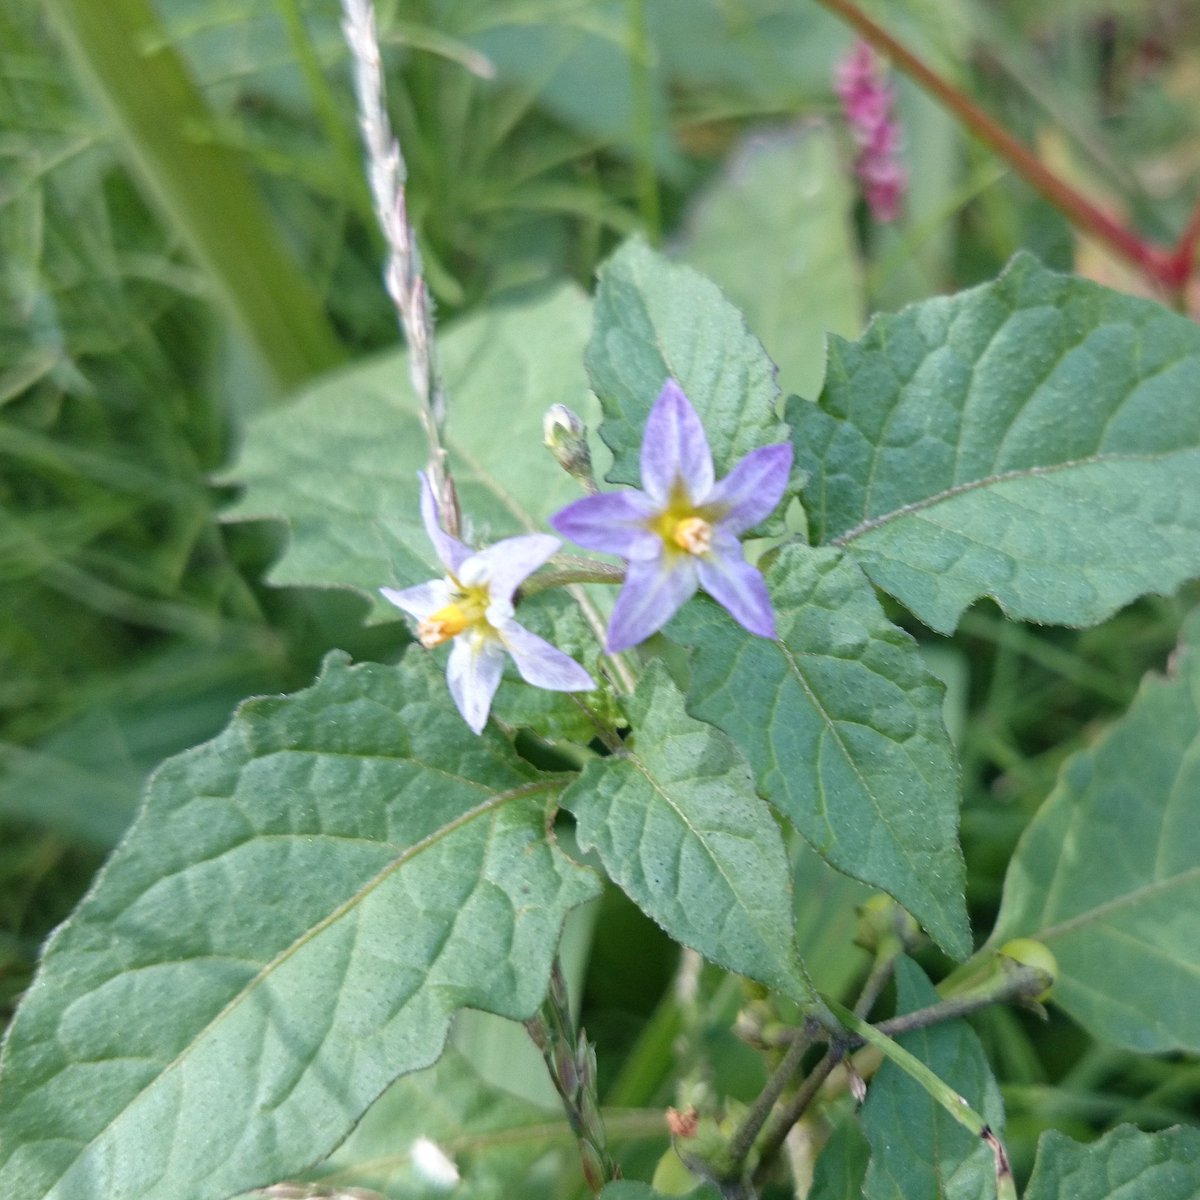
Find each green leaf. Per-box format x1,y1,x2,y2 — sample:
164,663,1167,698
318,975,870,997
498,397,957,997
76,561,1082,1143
1023,1125,1200,1200
671,544,969,959
677,124,863,400
792,253,1200,633
222,283,597,621
586,237,786,491
809,1116,871,1200
562,662,813,1002
988,610,1200,1053
861,959,1006,1200
0,653,598,1200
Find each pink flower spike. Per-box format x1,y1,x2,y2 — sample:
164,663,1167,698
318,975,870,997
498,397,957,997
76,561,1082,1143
550,379,791,652
834,39,907,224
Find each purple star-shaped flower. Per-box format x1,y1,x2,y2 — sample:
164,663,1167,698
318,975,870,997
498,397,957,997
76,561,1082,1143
382,474,594,733
551,379,793,652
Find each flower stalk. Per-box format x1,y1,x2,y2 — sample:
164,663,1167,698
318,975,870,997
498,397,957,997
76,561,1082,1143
526,960,618,1195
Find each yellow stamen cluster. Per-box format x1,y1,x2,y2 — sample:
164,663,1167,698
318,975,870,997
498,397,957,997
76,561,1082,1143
417,604,468,648
417,584,491,648
649,485,716,559
672,515,713,556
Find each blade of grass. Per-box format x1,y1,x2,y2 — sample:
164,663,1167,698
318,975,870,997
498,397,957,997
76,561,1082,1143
42,0,345,394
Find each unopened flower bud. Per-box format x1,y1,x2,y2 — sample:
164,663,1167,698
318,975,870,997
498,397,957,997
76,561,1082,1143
543,404,595,490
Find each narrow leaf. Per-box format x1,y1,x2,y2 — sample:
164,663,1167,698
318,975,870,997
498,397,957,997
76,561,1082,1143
586,238,786,491
989,610,1200,1053
562,662,813,1002
792,253,1200,632
0,654,598,1200
1024,1125,1200,1200
671,544,969,959
861,959,1006,1200
222,284,597,619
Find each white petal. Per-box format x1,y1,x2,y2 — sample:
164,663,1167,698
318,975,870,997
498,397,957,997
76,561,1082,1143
380,579,451,620
499,620,595,691
446,634,506,734
464,533,560,601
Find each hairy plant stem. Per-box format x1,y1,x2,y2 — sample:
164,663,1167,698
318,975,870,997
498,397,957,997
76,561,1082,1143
526,960,617,1195
752,1047,845,1188
815,0,1199,295
719,1023,815,1186
521,561,627,600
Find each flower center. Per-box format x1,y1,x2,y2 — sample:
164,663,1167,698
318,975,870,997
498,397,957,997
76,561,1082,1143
417,584,491,648
648,483,718,559
672,515,713,555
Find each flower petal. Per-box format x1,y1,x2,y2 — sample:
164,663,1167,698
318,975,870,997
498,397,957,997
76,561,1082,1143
640,379,714,506
550,490,661,561
499,620,595,691
707,442,794,534
419,471,472,574
380,579,451,620
462,533,560,601
446,634,506,734
606,556,699,652
696,539,777,639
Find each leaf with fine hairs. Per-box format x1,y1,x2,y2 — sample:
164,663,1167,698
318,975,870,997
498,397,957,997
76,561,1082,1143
0,653,598,1200
1024,1125,1200,1200
989,610,1200,1053
792,253,1200,633
586,238,787,502
222,283,597,621
672,545,969,959
563,662,813,1003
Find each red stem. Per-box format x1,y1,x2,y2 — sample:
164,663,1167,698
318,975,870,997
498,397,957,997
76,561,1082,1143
818,0,1193,294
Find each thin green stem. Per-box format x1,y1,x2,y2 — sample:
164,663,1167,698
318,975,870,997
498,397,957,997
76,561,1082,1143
823,996,1016,1200
752,1048,843,1187
721,1026,814,1180
626,0,661,243
521,562,626,600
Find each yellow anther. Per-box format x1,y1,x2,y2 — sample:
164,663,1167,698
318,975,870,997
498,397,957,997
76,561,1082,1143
417,603,469,648
672,516,713,556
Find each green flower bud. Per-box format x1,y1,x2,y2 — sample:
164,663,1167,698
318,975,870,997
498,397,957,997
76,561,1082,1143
543,404,595,487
